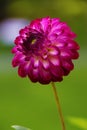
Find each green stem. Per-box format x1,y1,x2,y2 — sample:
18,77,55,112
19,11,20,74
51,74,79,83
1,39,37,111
52,82,66,130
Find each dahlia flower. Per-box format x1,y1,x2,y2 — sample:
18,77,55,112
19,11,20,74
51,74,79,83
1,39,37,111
12,17,80,84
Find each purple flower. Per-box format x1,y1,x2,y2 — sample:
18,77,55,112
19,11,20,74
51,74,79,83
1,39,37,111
12,17,80,84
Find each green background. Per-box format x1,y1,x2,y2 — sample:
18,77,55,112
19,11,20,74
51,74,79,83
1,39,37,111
0,0,87,130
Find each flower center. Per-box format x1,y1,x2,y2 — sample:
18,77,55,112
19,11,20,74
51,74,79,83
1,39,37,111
31,39,37,45
23,31,44,53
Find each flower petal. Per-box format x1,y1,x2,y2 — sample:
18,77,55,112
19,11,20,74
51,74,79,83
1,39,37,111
18,62,30,77
12,53,25,67
40,17,50,32
38,63,51,84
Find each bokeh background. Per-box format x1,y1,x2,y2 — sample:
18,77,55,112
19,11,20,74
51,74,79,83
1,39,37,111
0,0,87,130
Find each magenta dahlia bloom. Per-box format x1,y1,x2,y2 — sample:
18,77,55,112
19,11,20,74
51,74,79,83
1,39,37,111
12,17,80,84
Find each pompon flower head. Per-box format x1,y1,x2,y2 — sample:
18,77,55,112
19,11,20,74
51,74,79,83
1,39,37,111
12,17,80,84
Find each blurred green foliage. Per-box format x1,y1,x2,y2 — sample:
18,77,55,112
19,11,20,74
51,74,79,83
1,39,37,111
68,117,87,129
12,125,31,130
0,0,86,19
